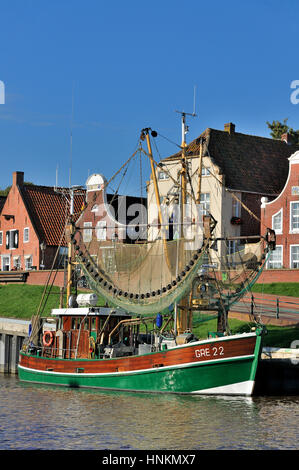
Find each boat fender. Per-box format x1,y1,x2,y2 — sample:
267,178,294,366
156,313,163,328
43,331,54,347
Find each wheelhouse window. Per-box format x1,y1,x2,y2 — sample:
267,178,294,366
290,245,299,268
267,246,283,269
272,209,282,234
290,202,299,232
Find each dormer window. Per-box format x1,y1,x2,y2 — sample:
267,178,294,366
272,209,282,234
158,171,169,180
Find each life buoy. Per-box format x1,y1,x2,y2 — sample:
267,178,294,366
43,330,53,347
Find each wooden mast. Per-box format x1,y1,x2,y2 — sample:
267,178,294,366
66,189,74,306
143,129,164,230
176,112,196,335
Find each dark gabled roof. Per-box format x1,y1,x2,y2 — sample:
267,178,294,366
0,196,6,213
20,184,85,246
165,128,299,195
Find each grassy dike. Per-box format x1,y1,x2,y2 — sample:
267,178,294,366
251,282,299,297
0,283,298,349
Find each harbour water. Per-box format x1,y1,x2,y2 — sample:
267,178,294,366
0,375,298,451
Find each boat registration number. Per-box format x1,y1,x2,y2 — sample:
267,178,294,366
195,345,224,359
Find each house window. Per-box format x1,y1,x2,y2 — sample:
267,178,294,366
0,231,2,245
200,193,210,216
1,256,10,271
96,220,107,241
227,240,240,268
83,222,92,242
24,227,29,243
290,202,299,232
13,256,21,270
228,240,238,255
201,166,210,176
158,171,169,180
272,209,282,234
290,245,299,268
6,230,19,249
24,255,33,270
232,198,241,218
267,246,283,269
57,247,68,269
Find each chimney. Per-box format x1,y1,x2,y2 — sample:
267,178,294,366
224,122,235,135
281,133,292,145
13,171,24,187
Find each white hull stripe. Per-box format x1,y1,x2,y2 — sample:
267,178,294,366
191,380,255,396
18,354,255,377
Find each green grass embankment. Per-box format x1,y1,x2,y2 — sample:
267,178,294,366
192,316,299,349
251,282,299,297
0,284,106,319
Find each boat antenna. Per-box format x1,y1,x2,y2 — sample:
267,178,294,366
175,85,198,144
55,164,59,191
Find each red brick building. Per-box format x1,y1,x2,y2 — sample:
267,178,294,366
76,173,147,248
0,171,84,272
260,149,299,280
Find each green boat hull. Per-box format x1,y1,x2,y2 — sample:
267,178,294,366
18,334,262,395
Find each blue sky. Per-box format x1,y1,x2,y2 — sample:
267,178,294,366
0,0,299,194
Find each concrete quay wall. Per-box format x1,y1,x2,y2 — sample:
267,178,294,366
0,318,29,374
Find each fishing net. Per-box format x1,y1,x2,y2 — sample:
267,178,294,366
73,221,208,314
72,220,269,315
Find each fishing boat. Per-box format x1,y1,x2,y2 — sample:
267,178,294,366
18,114,275,396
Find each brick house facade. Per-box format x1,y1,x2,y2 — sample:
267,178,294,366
147,123,299,265
75,173,147,250
0,171,84,271
260,150,299,278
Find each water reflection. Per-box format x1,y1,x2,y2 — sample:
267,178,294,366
0,376,298,450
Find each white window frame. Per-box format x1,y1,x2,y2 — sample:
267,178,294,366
0,231,2,245
1,255,10,271
24,227,29,243
83,222,93,242
200,193,210,216
290,245,299,269
272,208,283,234
201,166,210,176
232,198,241,218
96,220,107,241
13,256,21,270
24,255,33,270
158,171,169,181
6,229,19,250
266,245,283,269
290,201,299,233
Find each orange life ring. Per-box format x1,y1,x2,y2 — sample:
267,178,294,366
43,330,53,347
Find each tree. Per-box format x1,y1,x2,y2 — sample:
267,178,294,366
0,182,34,196
266,118,299,144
